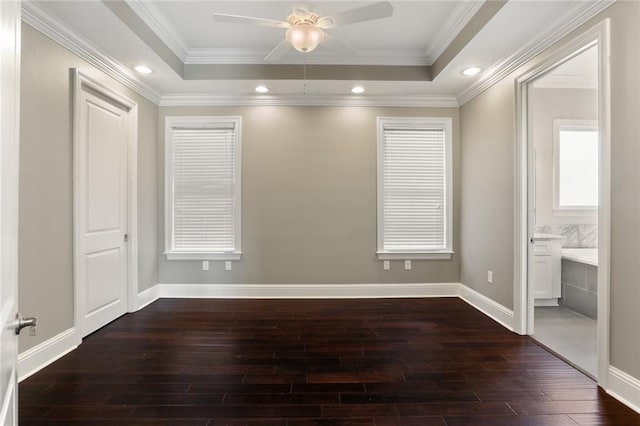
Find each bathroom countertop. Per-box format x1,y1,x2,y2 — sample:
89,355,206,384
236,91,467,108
533,233,565,241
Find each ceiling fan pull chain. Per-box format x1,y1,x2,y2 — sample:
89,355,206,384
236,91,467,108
303,53,307,96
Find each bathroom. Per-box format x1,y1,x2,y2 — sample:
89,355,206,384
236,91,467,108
530,45,599,377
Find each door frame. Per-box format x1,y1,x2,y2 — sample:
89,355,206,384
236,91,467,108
72,70,139,339
513,20,611,385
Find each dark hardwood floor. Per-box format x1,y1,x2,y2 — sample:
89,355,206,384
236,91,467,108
19,298,639,425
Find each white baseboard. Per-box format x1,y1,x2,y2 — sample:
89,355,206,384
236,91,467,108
156,282,461,299
137,285,160,310
606,366,640,414
534,298,559,307
18,327,79,382
458,284,515,331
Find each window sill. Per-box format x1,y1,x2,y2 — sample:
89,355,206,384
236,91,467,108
165,252,242,261
376,251,454,260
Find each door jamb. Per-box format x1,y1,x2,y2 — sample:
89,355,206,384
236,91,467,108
513,20,611,386
72,70,139,340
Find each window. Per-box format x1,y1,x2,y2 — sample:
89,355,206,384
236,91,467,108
376,117,453,260
165,116,241,260
553,119,598,213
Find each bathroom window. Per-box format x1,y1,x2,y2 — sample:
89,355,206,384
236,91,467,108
164,116,242,260
376,117,453,260
553,119,598,213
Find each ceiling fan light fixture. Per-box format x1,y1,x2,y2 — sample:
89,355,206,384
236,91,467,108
286,24,324,53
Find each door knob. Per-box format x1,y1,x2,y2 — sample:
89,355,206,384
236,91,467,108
15,313,37,336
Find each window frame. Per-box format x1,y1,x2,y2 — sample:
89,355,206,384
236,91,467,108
552,119,598,215
376,117,454,260
164,116,242,260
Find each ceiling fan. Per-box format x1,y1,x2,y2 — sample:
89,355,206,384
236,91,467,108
213,2,394,61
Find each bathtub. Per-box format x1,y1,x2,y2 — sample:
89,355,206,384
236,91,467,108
560,248,598,319
561,248,598,267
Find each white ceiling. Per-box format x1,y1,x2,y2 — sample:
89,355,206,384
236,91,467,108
24,0,612,103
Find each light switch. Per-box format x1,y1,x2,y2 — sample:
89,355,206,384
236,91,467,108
488,270,493,283
383,260,390,271
225,261,232,271
202,261,209,271
404,260,411,270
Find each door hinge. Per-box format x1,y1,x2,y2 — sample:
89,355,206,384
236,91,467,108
124,233,128,242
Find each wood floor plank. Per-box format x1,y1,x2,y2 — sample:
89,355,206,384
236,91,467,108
17,298,640,425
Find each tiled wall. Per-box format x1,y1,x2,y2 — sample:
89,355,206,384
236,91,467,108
560,259,597,319
535,224,597,248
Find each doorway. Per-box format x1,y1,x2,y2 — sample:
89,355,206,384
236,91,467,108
529,45,599,377
514,21,611,383
73,71,139,338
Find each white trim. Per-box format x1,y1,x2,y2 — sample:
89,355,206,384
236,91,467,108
137,286,160,310
156,283,461,299
186,48,429,66
164,116,242,260
424,0,485,64
459,284,514,331
376,251,454,261
124,0,189,62
606,366,640,414
457,0,615,106
21,1,161,104
165,252,242,261
73,70,140,335
0,372,15,426
159,94,460,108
17,328,79,382
376,117,454,258
513,21,611,385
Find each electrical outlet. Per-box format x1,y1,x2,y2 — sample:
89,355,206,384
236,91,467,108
225,261,232,271
404,260,411,270
383,260,390,271
202,261,209,271
487,270,493,284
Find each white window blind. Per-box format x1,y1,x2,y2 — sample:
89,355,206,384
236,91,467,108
377,117,452,259
165,117,241,259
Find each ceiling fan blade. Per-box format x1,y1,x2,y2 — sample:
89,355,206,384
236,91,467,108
264,38,293,61
317,1,393,29
213,13,289,29
320,34,357,56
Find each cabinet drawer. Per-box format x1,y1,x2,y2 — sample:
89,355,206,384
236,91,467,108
533,243,550,255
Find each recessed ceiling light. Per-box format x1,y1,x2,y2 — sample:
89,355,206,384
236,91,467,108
255,85,269,93
133,65,153,75
351,86,365,94
461,66,482,76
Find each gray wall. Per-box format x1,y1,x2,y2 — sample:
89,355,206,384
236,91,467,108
18,23,158,352
158,106,460,285
460,1,640,378
532,87,598,226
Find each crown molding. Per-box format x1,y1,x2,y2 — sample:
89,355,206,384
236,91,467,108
159,94,459,108
124,0,189,62
424,0,485,65
185,48,429,66
22,1,161,105
456,0,615,106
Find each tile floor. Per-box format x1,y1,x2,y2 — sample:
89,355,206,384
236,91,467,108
533,306,597,377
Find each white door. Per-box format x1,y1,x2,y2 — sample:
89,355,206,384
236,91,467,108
77,88,129,337
0,1,21,425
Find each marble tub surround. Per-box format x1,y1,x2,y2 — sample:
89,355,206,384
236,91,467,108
535,224,597,248
560,258,597,319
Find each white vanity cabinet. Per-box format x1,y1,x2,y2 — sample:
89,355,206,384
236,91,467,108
532,234,564,305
